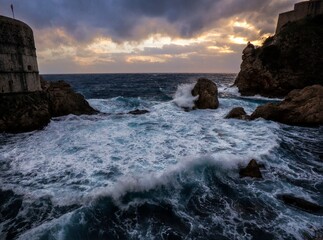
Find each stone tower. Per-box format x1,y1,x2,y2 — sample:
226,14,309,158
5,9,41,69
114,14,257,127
276,0,323,33
0,15,41,93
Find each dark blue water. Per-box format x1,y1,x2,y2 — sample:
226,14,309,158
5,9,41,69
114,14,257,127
0,74,322,240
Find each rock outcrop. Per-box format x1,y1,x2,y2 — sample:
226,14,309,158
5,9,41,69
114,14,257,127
191,78,219,109
225,107,250,120
234,15,323,97
0,79,97,133
251,85,323,126
239,159,263,179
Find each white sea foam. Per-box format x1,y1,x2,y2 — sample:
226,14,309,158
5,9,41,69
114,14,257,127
172,83,198,109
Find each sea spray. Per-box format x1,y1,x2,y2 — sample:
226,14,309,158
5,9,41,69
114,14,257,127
172,83,198,109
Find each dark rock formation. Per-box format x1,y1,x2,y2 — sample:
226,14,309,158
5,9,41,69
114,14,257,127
239,159,263,179
128,109,150,115
251,85,323,126
225,107,250,120
277,194,323,215
0,79,97,133
44,80,97,117
234,15,323,97
0,93,51,133
191,78,219,109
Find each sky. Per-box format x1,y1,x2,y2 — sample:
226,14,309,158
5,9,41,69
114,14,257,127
1,0,300,74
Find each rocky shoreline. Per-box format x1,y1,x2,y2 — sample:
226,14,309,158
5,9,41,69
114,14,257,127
0,78,97,133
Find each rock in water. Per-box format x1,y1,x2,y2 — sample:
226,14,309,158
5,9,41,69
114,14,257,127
44,80,97,117
225,107,250,120
239,159,263,179
251,85,323,126
191,78,219,109
277,194,323,215
234,16,323,97
0,79,97,133
128,109,150,115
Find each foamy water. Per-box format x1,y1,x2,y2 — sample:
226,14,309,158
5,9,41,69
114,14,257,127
0,73,322,240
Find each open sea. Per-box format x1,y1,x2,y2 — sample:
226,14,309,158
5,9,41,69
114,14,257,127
0,73,322,240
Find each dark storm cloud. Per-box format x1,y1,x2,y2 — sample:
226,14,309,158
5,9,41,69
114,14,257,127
2,0,298,41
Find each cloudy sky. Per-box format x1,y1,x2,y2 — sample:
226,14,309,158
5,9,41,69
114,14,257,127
1,0,299,74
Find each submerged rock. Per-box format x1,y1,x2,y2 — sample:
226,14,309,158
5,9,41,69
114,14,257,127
277,194,323,215
0,78,97,133
234,15,323,97
128,109,150,115
225,107,250,120
239,159,263,179
191,78,219,109
251,85,323,126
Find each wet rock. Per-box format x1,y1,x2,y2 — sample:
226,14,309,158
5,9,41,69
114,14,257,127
44,80,98,117
251,85,323,126
0,92,51,133
191,78,219,109
0,78,97,133
225,107,250,120
277,194,323,215
128,109,150,115
239,159,263,179
234,16,323,97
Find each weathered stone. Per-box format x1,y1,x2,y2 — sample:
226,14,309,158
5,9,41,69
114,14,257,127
0,15,41,93
191,78,219,109
0,92,51,133
225,107,250,120
128,109,150,115
251,85,323,126
44,80,97,117
239,159,263,179
0,79,98,133
234,15,323,97
277,194,323,215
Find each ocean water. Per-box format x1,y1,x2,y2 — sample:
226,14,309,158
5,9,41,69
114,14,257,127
0,73,322,240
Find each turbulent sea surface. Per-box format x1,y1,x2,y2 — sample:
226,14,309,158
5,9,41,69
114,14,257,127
0,73,322,240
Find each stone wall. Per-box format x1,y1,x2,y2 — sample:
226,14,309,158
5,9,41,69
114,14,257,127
276,0,323,33
0,15,41,93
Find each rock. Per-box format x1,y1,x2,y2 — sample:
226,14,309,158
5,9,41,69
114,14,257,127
225,107,250,120
191,78,219,109
0,78,97,133
44,80,98,117
128,109,150,115
0,92,51,133
277,194,323,215
234,15,323,97
251,85,323,126
239,159,263,179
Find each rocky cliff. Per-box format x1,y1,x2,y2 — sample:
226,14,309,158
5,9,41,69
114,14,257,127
234,15,323,97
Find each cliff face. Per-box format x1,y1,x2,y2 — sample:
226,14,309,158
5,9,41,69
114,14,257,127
234,15,323,97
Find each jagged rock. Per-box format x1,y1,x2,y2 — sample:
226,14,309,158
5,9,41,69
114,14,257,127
225,107,250,120
251,85,323,126
277,194,323,215
0,78,97,133
234,15,323,97
239,159,263,179
191,78,219,109
128,109,150,115
44,80,97,117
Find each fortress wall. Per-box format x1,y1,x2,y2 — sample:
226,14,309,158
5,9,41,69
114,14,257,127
276,0,323,33
0,16,41,93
